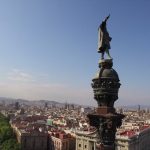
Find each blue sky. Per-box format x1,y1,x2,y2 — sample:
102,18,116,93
0,0,150,106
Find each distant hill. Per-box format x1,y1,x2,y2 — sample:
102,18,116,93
0,97,149,110
0,97,85,108
117,105,150,110
0,96,149,110
0,97,62,106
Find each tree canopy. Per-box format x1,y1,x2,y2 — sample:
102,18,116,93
0,113,20,150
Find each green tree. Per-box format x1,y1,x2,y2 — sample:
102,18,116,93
0,126,13,143
0,114,21,150
1,139,21,150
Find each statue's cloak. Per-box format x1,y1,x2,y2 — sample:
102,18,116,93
98,22,111,53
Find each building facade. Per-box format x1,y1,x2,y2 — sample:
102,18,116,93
20,132,48,150
116,127,150,150
76,127,150,150
49,131,76,150
76,131,97,150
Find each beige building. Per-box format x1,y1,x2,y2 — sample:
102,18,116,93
76,131,97,150
116,126,150,150
76,126,150,150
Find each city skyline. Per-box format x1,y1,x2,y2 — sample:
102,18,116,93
0,0,150,106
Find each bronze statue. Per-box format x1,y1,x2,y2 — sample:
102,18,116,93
98,15,112,59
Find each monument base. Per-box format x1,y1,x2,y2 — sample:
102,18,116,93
96,106,115,114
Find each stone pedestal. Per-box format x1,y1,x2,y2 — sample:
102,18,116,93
88,59,125,150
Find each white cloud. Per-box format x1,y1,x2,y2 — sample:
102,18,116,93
7,69,34,82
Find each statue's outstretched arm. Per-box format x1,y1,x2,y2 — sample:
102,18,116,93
104,14,110,22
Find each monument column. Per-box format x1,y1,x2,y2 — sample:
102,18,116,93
87,16,125,150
